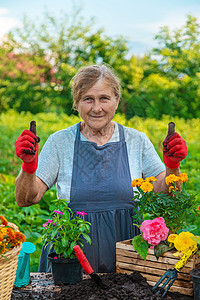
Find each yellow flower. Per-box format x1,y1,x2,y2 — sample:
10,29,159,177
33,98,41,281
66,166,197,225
167,234,178,247
131,178,144,187
140,182,154,193
169,186,178,193
178,173,188,183
145,176,157,182
174,232,197,254
165,174,179,186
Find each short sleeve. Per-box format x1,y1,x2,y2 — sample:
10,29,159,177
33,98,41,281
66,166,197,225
142,134,165,178
36,135,59,189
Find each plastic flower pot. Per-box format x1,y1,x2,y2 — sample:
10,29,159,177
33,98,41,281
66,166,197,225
190,268,200,300
48,252,83,285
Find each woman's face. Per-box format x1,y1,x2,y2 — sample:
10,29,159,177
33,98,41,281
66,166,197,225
76,80,119,131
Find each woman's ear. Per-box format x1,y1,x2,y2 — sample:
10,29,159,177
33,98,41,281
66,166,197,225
115,97,120,110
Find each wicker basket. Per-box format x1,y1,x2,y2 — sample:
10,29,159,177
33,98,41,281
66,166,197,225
0,222,22,300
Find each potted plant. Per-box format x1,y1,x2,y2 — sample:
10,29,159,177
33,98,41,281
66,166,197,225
42,199,91,285
116,173,200,296
0,216,26,300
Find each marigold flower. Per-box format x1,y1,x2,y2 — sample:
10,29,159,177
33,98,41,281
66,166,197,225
131,178,144,187
145,176,157,182
165,174,179,186
178,173,188,183
0,216,8,226
6,228,15,239
140,182,154,193
173,232,197,254
169,186,178,193
14,232,26,244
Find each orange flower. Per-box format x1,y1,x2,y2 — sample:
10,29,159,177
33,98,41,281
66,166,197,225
140,182,154,193
0,216,8,226
131,178,144,187
6,228,16,240
169,186,178,193
178,173,188,183
13,232,26,245
165,174,179,186
0,216,26,255
145,176,157,182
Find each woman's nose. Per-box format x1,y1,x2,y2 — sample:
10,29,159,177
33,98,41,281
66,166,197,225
92,101,102,113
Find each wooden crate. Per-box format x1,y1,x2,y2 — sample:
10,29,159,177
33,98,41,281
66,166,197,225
116,239,200,296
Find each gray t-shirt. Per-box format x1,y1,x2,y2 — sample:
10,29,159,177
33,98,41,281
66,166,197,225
36,122,165,201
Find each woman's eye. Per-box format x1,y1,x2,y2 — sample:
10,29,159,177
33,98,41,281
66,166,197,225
101,97,109,101
83,97,93,102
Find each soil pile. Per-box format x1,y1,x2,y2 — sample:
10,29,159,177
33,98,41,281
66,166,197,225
11,272,193,300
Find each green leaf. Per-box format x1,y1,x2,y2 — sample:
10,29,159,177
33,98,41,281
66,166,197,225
132,235,149,260
191,236,200,244
82,233,92,245
154,241,174,259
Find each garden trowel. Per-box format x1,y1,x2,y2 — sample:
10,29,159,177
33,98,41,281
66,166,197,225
73,245,105,289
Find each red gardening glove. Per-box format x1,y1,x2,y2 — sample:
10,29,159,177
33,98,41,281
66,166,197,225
163,133,187,169
15,130,40,174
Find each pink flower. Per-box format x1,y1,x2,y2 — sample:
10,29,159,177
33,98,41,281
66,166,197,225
77,211,87,217
54,210,64,215
54,256,58,259
140,217,169,246
198,205,200,211
42,222,48,227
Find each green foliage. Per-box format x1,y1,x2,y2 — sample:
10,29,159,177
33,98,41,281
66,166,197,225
132,235,149,260
139,15,200,119
132,176,198,233
0,10,200,119
42,199,91,259
0,10,128,115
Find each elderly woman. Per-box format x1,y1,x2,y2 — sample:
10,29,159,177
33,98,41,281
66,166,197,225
15,65,187,273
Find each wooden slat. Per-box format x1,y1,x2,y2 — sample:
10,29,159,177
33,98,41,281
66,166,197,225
116,255,191,280
116,244,195,268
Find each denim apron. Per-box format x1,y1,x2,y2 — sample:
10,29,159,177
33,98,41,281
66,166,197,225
69,122,139,273
38,122,139,273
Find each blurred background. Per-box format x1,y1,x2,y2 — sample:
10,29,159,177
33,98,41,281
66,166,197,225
0,0,200,271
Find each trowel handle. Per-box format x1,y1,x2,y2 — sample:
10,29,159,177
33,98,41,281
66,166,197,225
18,253,29,279
73,245,94,275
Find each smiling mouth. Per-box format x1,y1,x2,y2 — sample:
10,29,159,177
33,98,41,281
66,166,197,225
90,116,104,118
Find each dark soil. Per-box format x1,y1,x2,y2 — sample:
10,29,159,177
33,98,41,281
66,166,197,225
11,272,193,300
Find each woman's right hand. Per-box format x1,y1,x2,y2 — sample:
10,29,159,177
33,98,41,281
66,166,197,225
15,129,40,174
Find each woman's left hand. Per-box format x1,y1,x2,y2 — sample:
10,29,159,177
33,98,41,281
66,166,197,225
163,133,187,169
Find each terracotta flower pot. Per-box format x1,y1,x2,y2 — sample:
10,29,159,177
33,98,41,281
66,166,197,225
48,252,83,285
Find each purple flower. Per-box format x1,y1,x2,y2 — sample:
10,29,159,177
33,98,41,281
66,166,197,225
77,211,87,217
54,210,64,215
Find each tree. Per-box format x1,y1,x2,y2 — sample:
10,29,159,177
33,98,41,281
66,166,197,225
0,9,129,114
138,15,200,119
